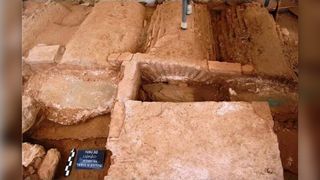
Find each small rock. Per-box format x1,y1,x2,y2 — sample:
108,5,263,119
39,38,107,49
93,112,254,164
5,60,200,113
33,157,43,169
80,2,90,6
281,28,290,37
228,88,237,96
22,143,46,167
22,95,40,134
37,149,61,180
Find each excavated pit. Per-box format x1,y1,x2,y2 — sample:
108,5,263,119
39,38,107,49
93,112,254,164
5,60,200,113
136,62,298,125
209,3,296,80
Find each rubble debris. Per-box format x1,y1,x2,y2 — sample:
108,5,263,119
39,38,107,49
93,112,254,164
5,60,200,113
38,149,61,180
22,143,61,180
22,143,46,167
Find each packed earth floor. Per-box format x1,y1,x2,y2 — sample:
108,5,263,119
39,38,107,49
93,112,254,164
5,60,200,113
22,0,298,179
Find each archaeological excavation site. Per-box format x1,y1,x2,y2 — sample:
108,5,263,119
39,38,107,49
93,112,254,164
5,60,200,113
22,0,298,179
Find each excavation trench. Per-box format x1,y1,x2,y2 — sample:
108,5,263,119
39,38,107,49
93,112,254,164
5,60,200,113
138,77,297,123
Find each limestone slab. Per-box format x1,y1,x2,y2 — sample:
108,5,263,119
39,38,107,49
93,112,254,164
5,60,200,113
106,101,283,179
143,2,213,67
37,148,61,180
22,95,40,134
24,66,117,125
61,1,145,66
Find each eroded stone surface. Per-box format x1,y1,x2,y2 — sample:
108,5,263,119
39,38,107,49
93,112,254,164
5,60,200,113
211,3,294,79
22,142,61,180
61,1,145,66
22,95,40,134
106,101,283,179
22,143,46,167
143,2,213,67
22,1,70,54
38,148,61,180
24,66,117,125
137,58,240,84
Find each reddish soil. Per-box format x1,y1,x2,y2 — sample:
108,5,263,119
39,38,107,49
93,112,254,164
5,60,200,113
277,12,299,75
209,3,295,79
275,128,298,174
27,115,111,140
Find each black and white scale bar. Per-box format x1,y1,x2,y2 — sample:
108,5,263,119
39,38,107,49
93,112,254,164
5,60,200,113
64,148,76,177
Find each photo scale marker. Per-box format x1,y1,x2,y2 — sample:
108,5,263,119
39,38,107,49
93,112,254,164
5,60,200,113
64,148,76,177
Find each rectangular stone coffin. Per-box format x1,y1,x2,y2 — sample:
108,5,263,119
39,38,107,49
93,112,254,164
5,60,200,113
106,101,283,179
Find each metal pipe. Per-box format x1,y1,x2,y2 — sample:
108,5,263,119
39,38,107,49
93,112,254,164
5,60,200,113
187,0,192,15
181,0,187,30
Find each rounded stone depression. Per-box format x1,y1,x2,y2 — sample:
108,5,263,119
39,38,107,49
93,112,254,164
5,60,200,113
24,65,117,125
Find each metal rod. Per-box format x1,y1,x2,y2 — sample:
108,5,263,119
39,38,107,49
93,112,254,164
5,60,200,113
181,0,187,30
187,0,192,15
